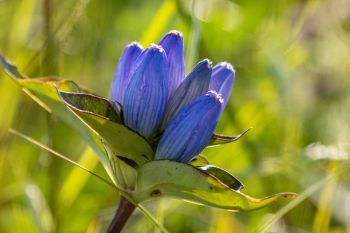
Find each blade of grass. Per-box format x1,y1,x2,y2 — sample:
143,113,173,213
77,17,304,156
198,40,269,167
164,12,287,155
257,166,345,233
283,0,321,56
24,183,55,233
57,147,99,210
185,0,201,70
139,0,176,46
8,129,169,233
313,161,339,233
23,0,91,73
9,128,116,189
155,199,165,233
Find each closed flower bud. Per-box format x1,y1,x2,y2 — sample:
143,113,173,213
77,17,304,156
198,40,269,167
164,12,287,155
156,91,223,162
110,42,143,105
209,62,235,110
158,30,185,98
123,44,169,138
162,59,212,127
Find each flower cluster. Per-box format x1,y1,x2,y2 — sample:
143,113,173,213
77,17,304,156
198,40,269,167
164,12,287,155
110,31,235,163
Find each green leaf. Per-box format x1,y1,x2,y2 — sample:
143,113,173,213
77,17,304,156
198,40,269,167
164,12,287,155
1,54,153,181
197,165,243,191
135,160,297,211
58,91,122,123
9,129,168,233
58,90,154,166
0,54,116,181
0,53,25,79
208,128,252,147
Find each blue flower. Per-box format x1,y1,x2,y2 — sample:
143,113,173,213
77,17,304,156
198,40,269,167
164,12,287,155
123,44,168,138
161,59,212,128
110,42,143,105
110,31,235,162
155,91,223,162
158,30,185,98
210,62,235,110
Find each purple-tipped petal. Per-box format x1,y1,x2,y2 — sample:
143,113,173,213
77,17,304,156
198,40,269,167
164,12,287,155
209,62,235,109
156,91,223,162
162,59,212,127
110,42,143,105
123,44,169,138
159,30,185,98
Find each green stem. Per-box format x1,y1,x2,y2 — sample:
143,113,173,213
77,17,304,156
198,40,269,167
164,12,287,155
106,196,135,233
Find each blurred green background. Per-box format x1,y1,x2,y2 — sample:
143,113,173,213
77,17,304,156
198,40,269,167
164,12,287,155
1,0,350,232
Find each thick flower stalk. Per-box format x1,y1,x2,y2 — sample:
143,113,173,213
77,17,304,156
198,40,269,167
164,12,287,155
110,31,235,163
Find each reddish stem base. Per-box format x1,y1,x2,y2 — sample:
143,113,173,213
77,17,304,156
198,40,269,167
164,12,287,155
106,196,135,233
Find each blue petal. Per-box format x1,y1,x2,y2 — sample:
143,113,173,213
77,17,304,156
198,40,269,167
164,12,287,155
209,62,235,109
162,59,212,127
156,91,223,162
110,42,143,105
123,44,169,138
159,30,185,98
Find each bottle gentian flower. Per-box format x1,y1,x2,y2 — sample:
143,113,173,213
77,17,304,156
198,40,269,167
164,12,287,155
110,30,235,163
1,29,297,233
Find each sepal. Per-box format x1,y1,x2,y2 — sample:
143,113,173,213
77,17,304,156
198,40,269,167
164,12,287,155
208,128,252,147
58,90,154,167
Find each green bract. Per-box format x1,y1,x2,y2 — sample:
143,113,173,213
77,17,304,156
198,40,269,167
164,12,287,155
0,53,296,213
